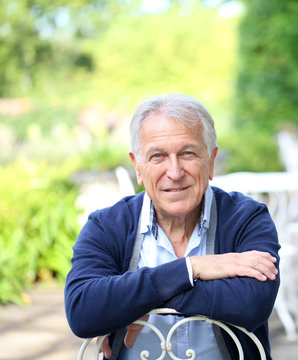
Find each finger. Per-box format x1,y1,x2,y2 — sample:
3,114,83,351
238,262,278,282
104,342,112,359
244,267,269,282
249,250,277,264
252,259,278,281
98,336,112,359
258,256,279,274
247,252,278,279
238,251,277,271
124,315,149,348
124,325,142,348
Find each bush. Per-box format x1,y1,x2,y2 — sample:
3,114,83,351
0,105,79,142
232,0,298,172
220,127,283,173
0,160,81,304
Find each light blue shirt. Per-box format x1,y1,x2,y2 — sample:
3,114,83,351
119,186,223,359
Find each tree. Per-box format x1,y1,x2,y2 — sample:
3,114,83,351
229,0,298,171
0,0,129,96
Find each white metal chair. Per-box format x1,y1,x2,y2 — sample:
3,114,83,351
77,308,266,360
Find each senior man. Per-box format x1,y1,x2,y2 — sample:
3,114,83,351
65,94,280,359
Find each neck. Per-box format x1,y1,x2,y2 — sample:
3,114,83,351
156,206,201,258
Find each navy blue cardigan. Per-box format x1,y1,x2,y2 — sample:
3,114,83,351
65,187,280,359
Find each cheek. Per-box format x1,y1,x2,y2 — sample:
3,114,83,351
143,169,165,191
137,164,156,187
191,164,210,185
187,162,207,179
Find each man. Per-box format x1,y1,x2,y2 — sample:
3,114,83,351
65,94,280,359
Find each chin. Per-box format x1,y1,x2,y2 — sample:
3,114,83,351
164,206,193,218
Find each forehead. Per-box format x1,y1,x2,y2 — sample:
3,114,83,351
139,114,203,145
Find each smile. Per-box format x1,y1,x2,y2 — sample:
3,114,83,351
164,187,189,192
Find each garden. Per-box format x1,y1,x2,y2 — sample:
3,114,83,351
0,0,297,304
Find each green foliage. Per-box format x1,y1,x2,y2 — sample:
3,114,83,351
0,161,81,304
0,0,130,96
220,128,283,173
89,3,238,113
79,142,131,171
230,0,298,172
4,0,284,304
0,104,79,141
0,0,238,118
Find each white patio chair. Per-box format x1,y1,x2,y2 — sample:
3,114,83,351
77,308,266,360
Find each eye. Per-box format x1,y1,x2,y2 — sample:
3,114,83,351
150,153,164,161
182,151,195,157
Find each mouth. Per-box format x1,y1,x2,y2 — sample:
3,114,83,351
164,186,189,192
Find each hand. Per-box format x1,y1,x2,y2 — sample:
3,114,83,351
124,314,149,348
190,251,278,282
97,334,111,359
98,314,149,358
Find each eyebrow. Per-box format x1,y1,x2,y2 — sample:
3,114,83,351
145,146,164,158
145,143,200,157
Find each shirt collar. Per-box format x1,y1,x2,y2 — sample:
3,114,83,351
140,185,213,239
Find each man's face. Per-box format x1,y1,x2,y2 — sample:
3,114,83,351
130,114,218,220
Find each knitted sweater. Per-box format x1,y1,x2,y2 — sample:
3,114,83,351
65,187,280,359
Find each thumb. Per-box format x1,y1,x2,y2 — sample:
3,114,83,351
124,325,141,348
124,315,149,348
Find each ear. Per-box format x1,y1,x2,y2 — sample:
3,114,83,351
129,152,143,186
208,146,218,180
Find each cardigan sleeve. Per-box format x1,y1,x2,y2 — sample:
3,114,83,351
65,190,280,338
162,194,280,332
64,211,193,338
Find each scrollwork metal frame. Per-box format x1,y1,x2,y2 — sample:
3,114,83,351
77,308,266,360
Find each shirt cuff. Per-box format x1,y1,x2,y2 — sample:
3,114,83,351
186,256,194,286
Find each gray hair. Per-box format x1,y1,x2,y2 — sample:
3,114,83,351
130,94,217,158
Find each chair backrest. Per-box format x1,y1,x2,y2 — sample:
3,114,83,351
77,308,266,360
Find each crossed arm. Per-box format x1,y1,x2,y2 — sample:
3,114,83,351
65,198,280,359
191,250,278,282
100,250,278,358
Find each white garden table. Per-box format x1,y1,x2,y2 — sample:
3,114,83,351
212,171,298,339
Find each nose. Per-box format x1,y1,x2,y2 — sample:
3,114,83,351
166,156,185,180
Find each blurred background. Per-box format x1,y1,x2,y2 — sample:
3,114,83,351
0,0,298,359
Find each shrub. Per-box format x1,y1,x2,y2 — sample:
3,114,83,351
231,0,298,172
0,160,81,304
220,128,283,173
